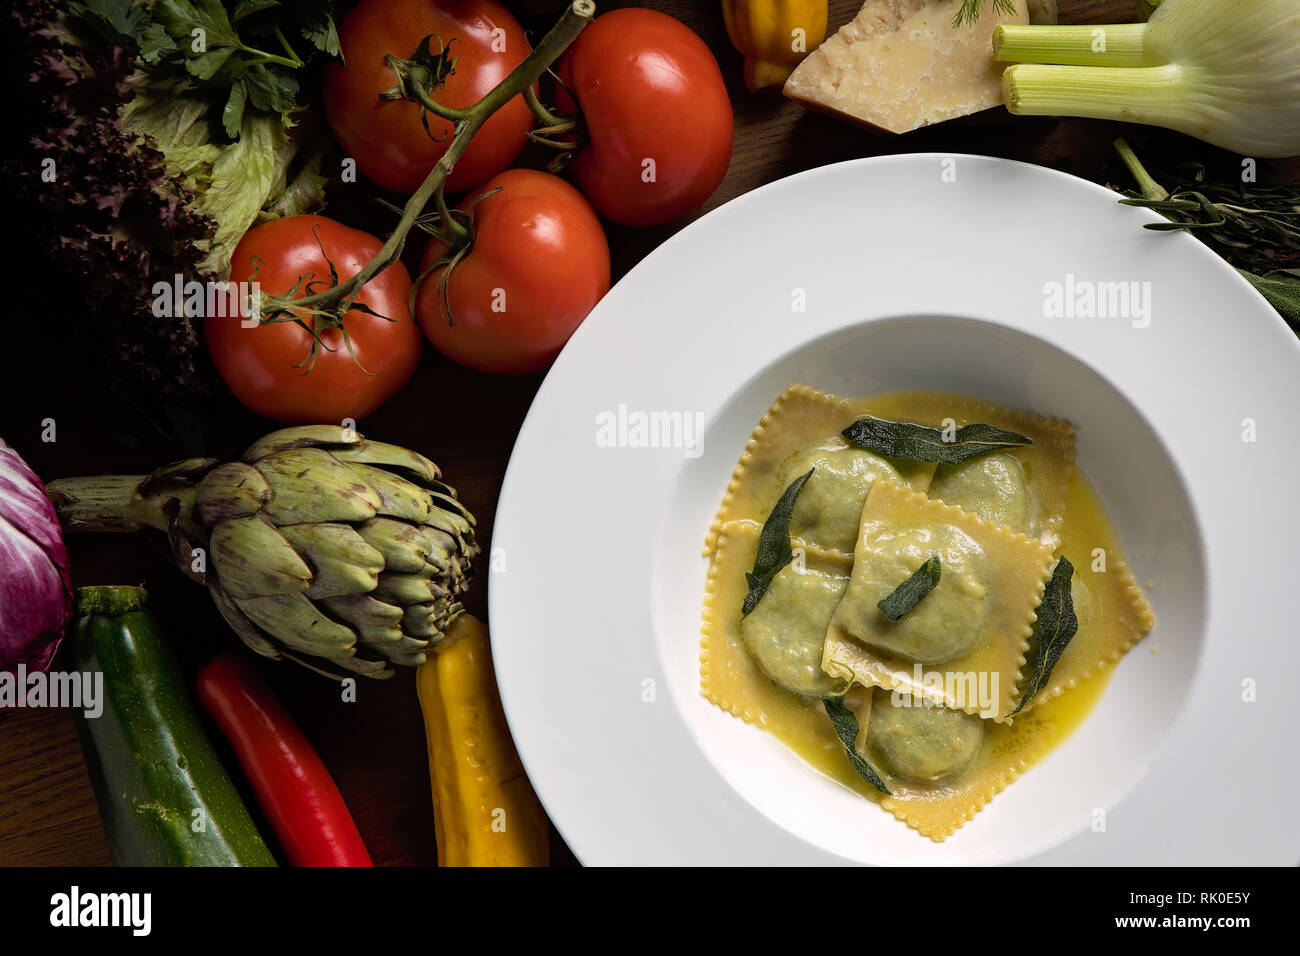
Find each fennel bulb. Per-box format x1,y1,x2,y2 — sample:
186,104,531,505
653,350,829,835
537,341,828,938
995,0,1300,157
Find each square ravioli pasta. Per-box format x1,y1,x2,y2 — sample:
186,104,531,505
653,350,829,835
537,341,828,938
701,523,854,723
881,391,1076,548
699,527,887,808
823,478,1056,721
853,687,1087,842
1017,473,1156,713
704,385,939,557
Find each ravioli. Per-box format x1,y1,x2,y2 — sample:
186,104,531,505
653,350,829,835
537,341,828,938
704,385,938,556
823,479,1055,720
1015,471,1156,712
776,441,906,553
866,691,984,783
700,522,853,743
873,685,1098,841
833,522,989,664
740,549,847,697
697,386,1154,843
888,391,1076,547
929,453,1033,536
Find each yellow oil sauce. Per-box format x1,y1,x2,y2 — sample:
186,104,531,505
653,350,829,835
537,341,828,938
705,449,1137,829
745,663,1111,810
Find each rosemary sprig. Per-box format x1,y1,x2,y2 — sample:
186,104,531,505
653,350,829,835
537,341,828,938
1113,138,1300,329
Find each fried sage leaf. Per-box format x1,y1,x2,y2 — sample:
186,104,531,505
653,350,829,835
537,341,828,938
877,556,941,622
1012,557,1079,715
823,694,891,795
842,416,1031,464
741,469,813,615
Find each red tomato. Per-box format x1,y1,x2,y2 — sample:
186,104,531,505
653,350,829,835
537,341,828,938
416,169,610,374
209,216,421,424
324,0,534,194
557,8,734,227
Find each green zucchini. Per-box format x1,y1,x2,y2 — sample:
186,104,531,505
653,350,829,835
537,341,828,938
69,586,276,866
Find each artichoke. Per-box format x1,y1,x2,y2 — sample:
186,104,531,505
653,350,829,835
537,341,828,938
46,426,478,679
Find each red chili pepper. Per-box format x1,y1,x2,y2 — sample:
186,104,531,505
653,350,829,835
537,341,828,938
196,651,373,867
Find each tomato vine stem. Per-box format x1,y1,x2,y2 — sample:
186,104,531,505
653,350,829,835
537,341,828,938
523,86,570,131
259,0,596,326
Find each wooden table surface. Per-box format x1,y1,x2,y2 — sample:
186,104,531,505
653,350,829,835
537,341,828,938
0,0,1282,867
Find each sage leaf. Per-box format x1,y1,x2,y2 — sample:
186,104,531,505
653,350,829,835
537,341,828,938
1012,557,1079,715
842,416,1031,464
1239,269,1300,330
877,556,941,622
823,694,891,795
741,468,813,616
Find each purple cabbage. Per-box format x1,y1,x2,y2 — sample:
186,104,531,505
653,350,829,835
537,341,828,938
0,440,73,672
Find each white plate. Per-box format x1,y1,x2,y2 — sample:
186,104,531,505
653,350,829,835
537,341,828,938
490,154,1300,865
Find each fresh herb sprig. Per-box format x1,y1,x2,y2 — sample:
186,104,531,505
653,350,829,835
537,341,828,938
72,0,339,135
952,0,1018,28
1114,137,1300,329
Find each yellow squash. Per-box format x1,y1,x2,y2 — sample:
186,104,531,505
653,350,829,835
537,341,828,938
722,0,829,92
416,614,549,867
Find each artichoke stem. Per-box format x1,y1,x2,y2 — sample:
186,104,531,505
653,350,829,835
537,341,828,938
46,475,201,539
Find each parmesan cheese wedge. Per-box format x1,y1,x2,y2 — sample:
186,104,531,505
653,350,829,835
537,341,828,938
783,0,1029,134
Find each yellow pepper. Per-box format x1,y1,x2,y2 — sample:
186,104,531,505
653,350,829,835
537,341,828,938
722,0,829,92
416,614,549,867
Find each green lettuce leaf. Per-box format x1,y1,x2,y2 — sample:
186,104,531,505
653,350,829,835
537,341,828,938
121,77,285,276
261,126,332,221
199,111,287,275
11,0,339,405
120,78,223,183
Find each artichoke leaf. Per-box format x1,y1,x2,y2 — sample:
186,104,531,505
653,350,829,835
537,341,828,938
209,515,311,600
195,462,271,524
255,448,381,524
208,583,282,659
425,478,463,501
281,649,393,682
236,593,356,656
373,572,438,606
351,465,434,523
318,593,406,648
437,604,465,630
242,426,364,462
429,492,475,525
395,634,433,652
402,602,440,638
330,441,441,484
422,507,475,544
356,517,430,573
277,523,384,599
384,649,428,668
337,655,393,677
403,602,463,643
